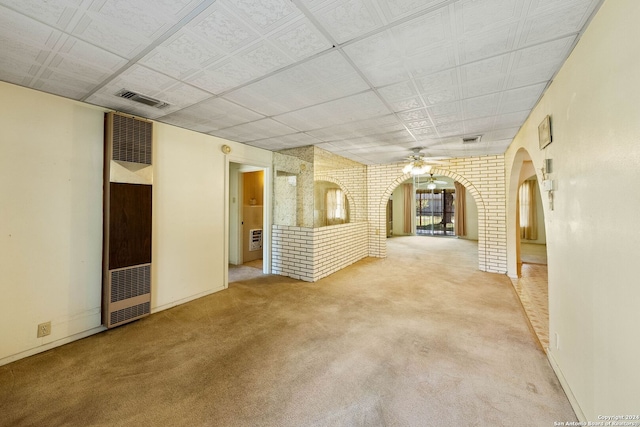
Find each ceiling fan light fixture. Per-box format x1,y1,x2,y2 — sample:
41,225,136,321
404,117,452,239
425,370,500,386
403,148,436,175
427,182,437,190
404,162,431,176
413,164,431,175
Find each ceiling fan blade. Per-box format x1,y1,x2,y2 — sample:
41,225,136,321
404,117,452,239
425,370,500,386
422,159,446,165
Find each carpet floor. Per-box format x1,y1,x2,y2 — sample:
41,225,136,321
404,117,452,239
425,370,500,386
0,236,575,426
229,258,265,283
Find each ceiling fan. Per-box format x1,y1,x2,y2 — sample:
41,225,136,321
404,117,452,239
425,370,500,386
402,147,445,176
415,174,448,190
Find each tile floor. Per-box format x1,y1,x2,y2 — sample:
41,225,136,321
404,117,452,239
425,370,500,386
511,243,549,351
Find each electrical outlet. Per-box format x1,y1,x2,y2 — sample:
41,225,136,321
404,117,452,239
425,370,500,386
37,321,51,338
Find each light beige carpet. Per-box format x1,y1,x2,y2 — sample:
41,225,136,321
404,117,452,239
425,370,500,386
0,236,575,426
229,258,265,283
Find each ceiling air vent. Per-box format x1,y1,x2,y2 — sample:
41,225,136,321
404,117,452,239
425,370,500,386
462,136,482,144
116,89,169,109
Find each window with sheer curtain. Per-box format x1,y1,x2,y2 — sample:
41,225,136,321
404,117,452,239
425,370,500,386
326,188,347,225
519,180,538,240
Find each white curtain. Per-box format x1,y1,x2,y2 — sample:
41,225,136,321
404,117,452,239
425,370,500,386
326,188,346,225
519,180,538,240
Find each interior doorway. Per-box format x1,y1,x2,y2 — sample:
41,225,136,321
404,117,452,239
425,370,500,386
228,162,268,284
510,157,550,351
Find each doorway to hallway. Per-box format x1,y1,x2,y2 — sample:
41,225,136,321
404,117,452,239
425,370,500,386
512,166,549,351
512,246,549,351
228,162,269,284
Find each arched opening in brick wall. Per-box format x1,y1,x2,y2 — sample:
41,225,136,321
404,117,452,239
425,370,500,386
373,168,488,271
314,175,357,224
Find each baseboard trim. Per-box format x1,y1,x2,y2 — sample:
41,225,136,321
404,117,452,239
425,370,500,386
547,351,586,422
0,326,107,367
0,288,228,367
151,286,225,314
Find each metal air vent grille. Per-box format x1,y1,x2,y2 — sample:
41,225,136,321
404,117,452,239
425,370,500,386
462,136,482,144
110,264,151,303
112,113,152,164
110,302,150,326
116,89,169,109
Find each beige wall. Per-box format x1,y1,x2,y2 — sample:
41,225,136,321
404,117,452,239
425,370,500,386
391,186,409,236
0,82,272,364
463,190,479,241
504,0,639,419
0,82,105,364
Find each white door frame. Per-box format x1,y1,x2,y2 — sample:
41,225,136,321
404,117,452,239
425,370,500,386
224,155,272,289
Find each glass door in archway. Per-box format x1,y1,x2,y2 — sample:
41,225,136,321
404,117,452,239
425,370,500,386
415,188,455,236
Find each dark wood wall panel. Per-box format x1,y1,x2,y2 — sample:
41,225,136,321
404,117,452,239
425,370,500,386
109,183,152,270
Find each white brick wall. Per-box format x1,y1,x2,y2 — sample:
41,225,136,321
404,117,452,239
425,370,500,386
272,222,368,282
314,222,368,281
367,155,507,273
272,225,315,281
271,154,507,281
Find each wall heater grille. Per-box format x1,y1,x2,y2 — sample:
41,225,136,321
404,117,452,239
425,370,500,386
110,264,151,303
110,302,151,326
105,265,152,328
111,113,152,164
249,229,263,251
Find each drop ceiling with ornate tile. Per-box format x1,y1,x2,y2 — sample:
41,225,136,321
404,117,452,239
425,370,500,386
0,0,603,164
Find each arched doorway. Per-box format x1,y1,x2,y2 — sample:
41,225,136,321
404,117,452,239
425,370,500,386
507,148,550,350
386,174,479,239
375,168,487,269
